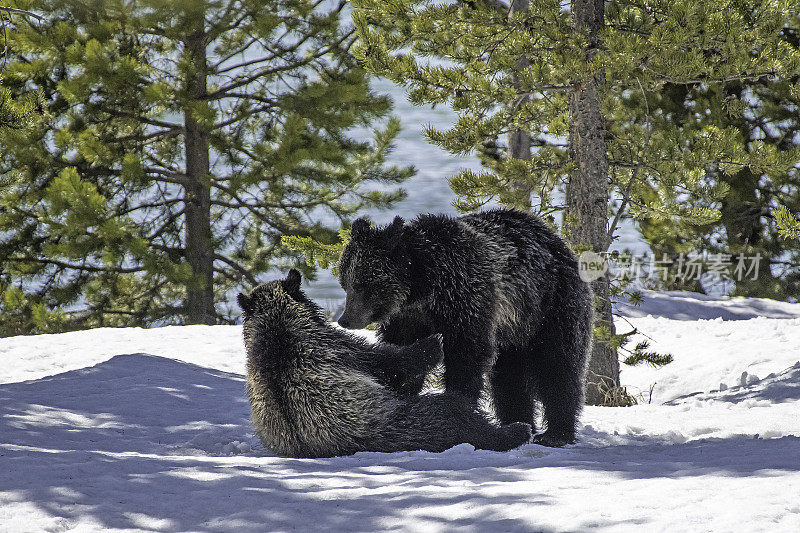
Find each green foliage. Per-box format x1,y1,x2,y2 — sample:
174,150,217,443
621,340,674,368
282,114,410,275
351,0,574,219
634,16,800,299
350,0,799,375
0,78,42,128
0,0,413,334
351,0,799,229
0,7,44,129
594,316,673,368
775,206,800,240
599,255,672,368
282,227,351,273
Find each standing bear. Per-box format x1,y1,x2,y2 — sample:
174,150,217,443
337,208,592,446
238,269,531,458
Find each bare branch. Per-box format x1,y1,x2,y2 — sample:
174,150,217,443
212,104,277,130
109,128,182,144
211,37,259,71
206,28,354,100
609,77,651,239
100,108,181,130
146,207,186,240
112,198,184,218
143,167,188,185
6,256,146,274
0,7,44,21
213,253,257,285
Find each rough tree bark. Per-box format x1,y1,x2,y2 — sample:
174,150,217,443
564,0,619,405
183,18,216,324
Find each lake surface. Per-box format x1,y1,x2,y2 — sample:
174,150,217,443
304,79,647,308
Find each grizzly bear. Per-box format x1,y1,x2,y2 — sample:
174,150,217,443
337,209,591,446
238,270,531,458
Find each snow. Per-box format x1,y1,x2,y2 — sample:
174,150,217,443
615,289,800,320
2,292,800,532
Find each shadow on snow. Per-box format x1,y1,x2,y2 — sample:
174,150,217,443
614,289,800,320
665,361,800,405
0,354,798,531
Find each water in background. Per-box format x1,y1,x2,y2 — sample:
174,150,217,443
304,79,648,309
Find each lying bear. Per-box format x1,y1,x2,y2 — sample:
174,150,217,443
337,209,592,446
238,270,531,458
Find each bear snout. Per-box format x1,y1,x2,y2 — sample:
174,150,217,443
337,294,374,329
337,311,370,330
337,314,353,328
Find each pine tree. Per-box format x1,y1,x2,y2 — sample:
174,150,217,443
636,16,800,299
0,7,44,128
349,0,799,403
0,0,412,334
776,206,800,240
0,77,41,128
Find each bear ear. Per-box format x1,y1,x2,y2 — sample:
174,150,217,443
389,216,405,231
237,292,254,314
350,217,371,238
285,268,302,293
386,216,407,250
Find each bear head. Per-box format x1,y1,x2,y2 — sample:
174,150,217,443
238,269,326,320
237,269,327,350
337,216,411,329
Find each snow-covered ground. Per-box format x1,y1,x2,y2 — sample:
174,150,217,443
2,292,799,532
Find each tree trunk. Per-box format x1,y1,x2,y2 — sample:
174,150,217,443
183,20,215,324
565,0,619,405
507,0,532,211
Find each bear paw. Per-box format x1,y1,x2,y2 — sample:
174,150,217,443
532,431,574,448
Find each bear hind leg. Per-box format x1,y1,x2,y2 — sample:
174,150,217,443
527,317,588,447
490,346,537,430
378,394,532,453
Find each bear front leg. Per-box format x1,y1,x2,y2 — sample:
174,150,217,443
363,334,443,395
378,311,433,347
441,329,494,404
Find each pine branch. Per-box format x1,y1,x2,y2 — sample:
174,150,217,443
207,28,355,99
142,169,188,185
211,38,260,71
145,207,186,240
0,7,44,21
100,109,181,130
110,128,183,144
0,0,413,330
5,256,146,274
